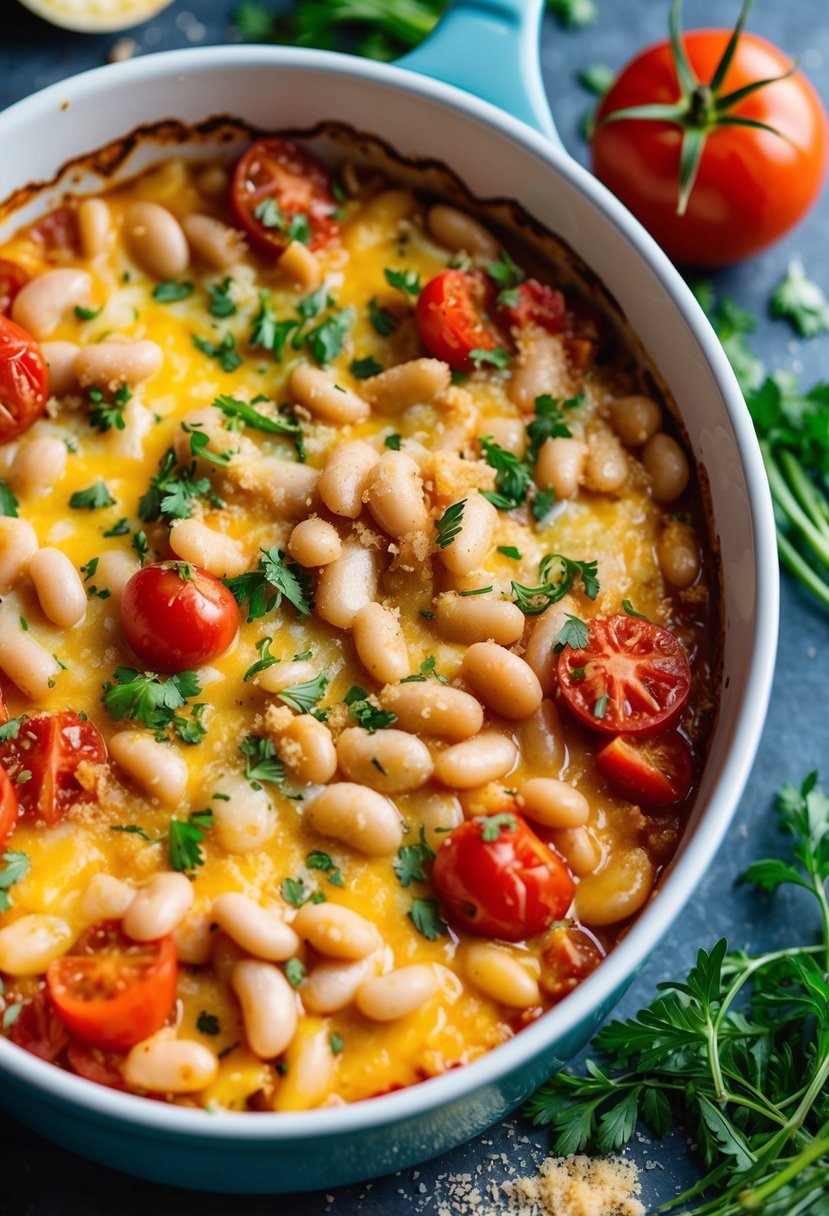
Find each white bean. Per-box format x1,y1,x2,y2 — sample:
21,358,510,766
0,517,38,592
336,727,433,794
549,826,602,877
258,660,316,695
465,943,540,1008
583,427,628,494
433,732,517,789
9,436,67,497
642,432,690,502
182,212,246,269
293,901,382,960
208,774,275,854
109,731,188,806
318,440,380,518
352,602,410,683
94,549,138,600
508,333,569,412
436,592,524,646
124,201,190,280
78,198,112,258
287,518,342,568
290,364,369,425
0,614,61,699
608,395,661,447
523,596,577,695
274,1020,337,1111
75,338,163,390
366,450,430,538
535,437,587,500
0,914,72,976
173,914,213,965
231,959,298,1059
233,456,319,520
482,417,526,457
269,711,337,785
461,642,543,720
173,407,237,466
279,240,322,291
518,699,565,771
517,778,589,829
361,358,451,414
315,542,382,630
80,873,135,922
300,956,375,1015
123,872,194,941
416,790,464,849
169,519,247,578
29,547,86,628
307,783,402,856
356,964,438,1021
657,519,700,589
41,341,80,397
124,1031,218,1094
574,848,655,926
427,204,500,261
438,493,496,575
211,893,299,961
379,682,483,741
12,269,91,340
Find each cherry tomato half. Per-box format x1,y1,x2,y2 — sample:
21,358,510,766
557,615,692,735
8,990,69,1062
539,923,604,1003
0,711,106,826
47,921,177,1052
415,270,504,371
593,31,827,266
120,562,240,672
500,279,565,335
231,138,339,255
0,765,19,850
0,259,29,317
0,315,48,443
431,813,575,942
595,731,694,807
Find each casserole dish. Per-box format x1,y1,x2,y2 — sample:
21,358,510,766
0,0,778,1192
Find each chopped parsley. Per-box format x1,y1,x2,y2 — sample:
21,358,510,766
400,655,448,685
306,850,345,888
435,499,466,549
213,394,303,452
394,828,435,888
208,277,237,318
253,198,311,245
281,876,324,909
497,545,521,560
139,448,222,524
621,599,650,621
0,851,30,913
196,1011,221,1036
329,1032,344,1055
152,280,194,303
102,667,203,739
224,547,313,621
512,554,600,615
384,433,402,451
305,307,354,365
192,331,243,373
239,734,284,787
383,267,421,296
469,346,511,370
284,957,307,987
552,613,589,652
80,557,111,601
479,436,533,510
350,355,383,379
408,898,448,941
0,716,25,744
277,672,328,714
74,304,103,321
86,383,132,433
69,480,116,511
0,478,18,518
243,636,280,682
368,296,397,337
343,686,397,733
526,393,582,464
593,693,609,720
168,810,213,873
479,812,517,842
103,518,130,537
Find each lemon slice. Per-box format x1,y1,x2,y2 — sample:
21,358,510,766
18,0,173,33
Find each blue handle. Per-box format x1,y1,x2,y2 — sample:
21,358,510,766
398,0,561,148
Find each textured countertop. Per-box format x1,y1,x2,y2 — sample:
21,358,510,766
0,1,827,1210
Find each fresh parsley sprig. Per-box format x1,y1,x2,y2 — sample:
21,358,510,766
102,667,205,743
0,851,30,913
512,553,599,615
224,547,313,621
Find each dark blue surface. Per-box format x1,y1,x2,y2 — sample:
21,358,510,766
0,1,827,1210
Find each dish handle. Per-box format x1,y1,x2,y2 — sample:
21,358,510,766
397,0,562,149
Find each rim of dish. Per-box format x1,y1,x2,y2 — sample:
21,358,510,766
0,43,780,1139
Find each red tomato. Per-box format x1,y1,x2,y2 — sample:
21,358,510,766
415,270,504,371
120,562,240,672
8,989,69,1062
595,731,694,807
500,279,565,334
28,207,79,256
593,29,827,265
0,711,106,826
231,138,339,255
0,765,19,850
65,1041,126,1090
431,813,575,942
0,315,48,443
557,615,691,735
0,259,29,316
539,923,604,1003
47,922,177,1052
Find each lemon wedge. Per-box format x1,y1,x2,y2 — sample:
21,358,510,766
18,0,173,33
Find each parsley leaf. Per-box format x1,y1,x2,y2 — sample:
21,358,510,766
239,734,284,786
526,393,581,464
693,284,765,395
87,384,132,433
368,296,397,337
770,261,829,338
350,355,383,379
469,346,511,370
305,307,354,365
69,480,116,511
0,477,18,519
0,715,25,744
277,672,328,714
408,898,448,941
196,1011,221,1036
102,667,202,738
486,248,524,290
547,0,596,29
281,876,310,909
552,613,589,652
152,280,194,303
139,448,221,523
168,810,213,873
343,686,397,733
394,829,435,888
224,547,313,621
284,957,307,987
435,499,466,549
384,433,402,451
479,812,517,842
192,331,243,373
0,851,30,913
384,267,421,296
213,393,303,446
512,554,600,615
497,545,521,560
208,277,237,318
479,436,532,510
400,656,448,685
621,599,650,621
306,850,345,888
243,636,280,682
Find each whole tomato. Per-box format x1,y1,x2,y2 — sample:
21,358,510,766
592,13,827,265
431,812,575,942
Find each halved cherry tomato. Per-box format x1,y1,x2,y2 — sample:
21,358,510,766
431,812,575,942
0,711,106,826
557,615,691,735
415,269,504,371
0,765,19,850
539,923,604,1003
8,989,69,1062
65,1041,126,1090
28,207,79,257
0,315,48,443
120,562,240,672
500,279,565,335
0,259,29,317
47,921,177,1052
231,138,339,255
596,731,694,807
